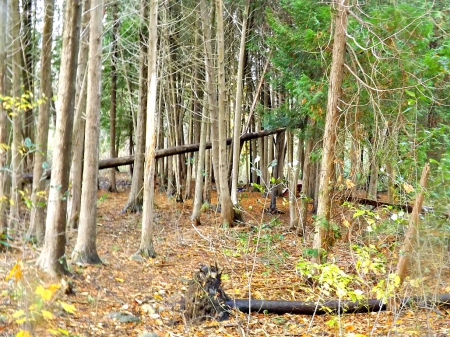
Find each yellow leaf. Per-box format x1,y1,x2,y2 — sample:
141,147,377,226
115,278,124,283
153,293,163,301
15,317,27,324
59,301,76,314
5,261,23,282
15,330,31,337
48,283,61,293
12,310,25,318
35,285,53,301
42,310,54,320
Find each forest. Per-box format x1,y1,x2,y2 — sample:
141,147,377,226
1,0,450,335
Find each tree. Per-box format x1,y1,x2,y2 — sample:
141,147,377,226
0,0,8,236
72,0,103,264
121,0,148,213
231,0,250,206
108,1,119,193
37,0,81,276
8,0,23,229
28,0,55,244
312,0,348,263
136,0,158,258
67,0,90,230
215,0,234,226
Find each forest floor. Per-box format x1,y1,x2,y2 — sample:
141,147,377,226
1,173,450,336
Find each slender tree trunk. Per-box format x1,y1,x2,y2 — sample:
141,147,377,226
191,104,209,225
0,0,8,236
8,0,23,230
312,0,348,263
72,0,103,265
288,133,302,229
215,0,235,226
21,0,34,159
122,0,148,213
200,0,221,201
67,0,90,230
299,124,314,234
231,0,250,206
136,0,158,258
28,0,55,244
37,0,81,276
108,2,119,193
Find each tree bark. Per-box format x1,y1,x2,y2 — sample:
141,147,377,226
312,0,348,263
136,0,158,258
28,0,55,244
121,0,148,213
108,2,119,193
72,0,103,265
37,0,81,276
0,0,8,236
231,0,250,206
67,0,90,230
8,0,23,230
395,163,430,286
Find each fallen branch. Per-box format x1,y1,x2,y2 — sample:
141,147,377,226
185,265,450,321
340,195,432,214
22,128,284,183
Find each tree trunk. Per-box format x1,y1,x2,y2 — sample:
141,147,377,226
72,0,103,265
0,0,8,236
28,0,55,244
67,0,90,230
200,0,221,201
21,0,34,164
395,164,430,286
37,0,81,276
108,2,119,193
191,104,209,225
312,0,348,263
136,0,158,258
231,0,250,206
8,0,23,230
121,0,148,213
215,0,235,226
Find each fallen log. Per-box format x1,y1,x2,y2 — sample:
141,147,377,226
340,195,432,214
185,265,450,321
22,128,284,183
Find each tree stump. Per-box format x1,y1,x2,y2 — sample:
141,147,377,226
184,265,231,322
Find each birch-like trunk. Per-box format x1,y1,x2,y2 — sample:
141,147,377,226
137,0,158,258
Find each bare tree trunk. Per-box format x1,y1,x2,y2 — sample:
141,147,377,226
136,0,158,258
37,0,81,276
288,133,302,229
216,0,235,226
72,0,103,265
200,0,221,200
312,0,348,263
108,2,119,193
8,0,23,230
21,0,34,161
122,0,147,213
28,0,55,244
231,0,250,206
191,104,209,225
67,0,90,230
395,164,430,286
0,0,8,236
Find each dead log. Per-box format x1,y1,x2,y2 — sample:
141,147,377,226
185,265,450,321
340,194,432,214
22,127,284,183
